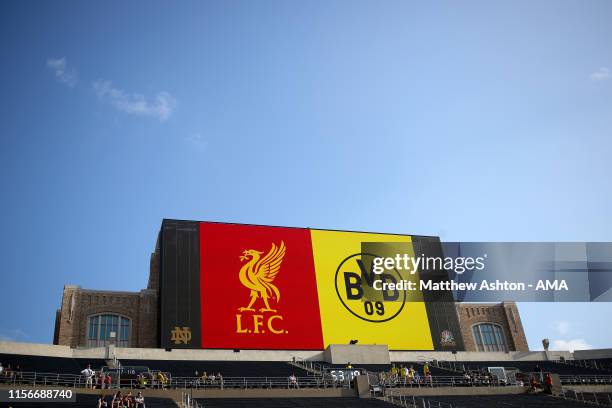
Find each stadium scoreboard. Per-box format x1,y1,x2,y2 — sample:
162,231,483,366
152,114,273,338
159,220,464,351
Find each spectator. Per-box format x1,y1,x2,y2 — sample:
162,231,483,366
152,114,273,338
346,362,353,369
134,391,145,408
200,371,208,387
111,391,123,408
97,371,104,389
529,375,539,392
463,371,471,386
14,365,22,384
137,373,148,389
97,394,108,408
209,372,216,385
423,362,432,386
534,364,544,382
105,373,112,390
414,371,421,384
399,365,407,385
0,362,3,379
407,365,415,385
82,364,95,389
378,371,387,386
5,364,13,381
217,372,223,387
390,364,398,382
156,371,168,389
544,373,553,394
289,372,299,389
125,391,134,407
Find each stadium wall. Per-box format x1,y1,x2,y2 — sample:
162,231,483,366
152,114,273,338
0,341,577,362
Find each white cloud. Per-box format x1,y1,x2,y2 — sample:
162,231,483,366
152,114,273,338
555,320,570,335
551,338,592,352
590,67,610,81
46,57,78,87
93,80,176,121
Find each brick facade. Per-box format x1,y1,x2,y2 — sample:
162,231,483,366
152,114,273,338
456,302,529,351
54,248,160,348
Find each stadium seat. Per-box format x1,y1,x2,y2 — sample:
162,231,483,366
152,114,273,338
196,397,396,408
118,359,311,377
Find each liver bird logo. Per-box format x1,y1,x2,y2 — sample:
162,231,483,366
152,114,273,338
238,241,286,313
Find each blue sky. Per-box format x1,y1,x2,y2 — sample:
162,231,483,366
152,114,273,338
0,1,611,351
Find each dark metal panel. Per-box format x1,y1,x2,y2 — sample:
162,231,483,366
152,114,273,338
412,236,465,351
159,220,201,349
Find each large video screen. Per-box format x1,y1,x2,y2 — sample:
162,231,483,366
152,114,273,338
160,220,464,350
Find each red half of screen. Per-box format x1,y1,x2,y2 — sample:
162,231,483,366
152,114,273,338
199,222,324,349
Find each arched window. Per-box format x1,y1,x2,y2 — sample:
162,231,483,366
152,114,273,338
472,323,507,352
87,314,130,347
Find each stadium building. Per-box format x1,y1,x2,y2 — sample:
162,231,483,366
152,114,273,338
53,220,528,352
2,219,612,408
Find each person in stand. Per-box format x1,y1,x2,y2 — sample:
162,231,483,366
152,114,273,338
534,364,544,383
529,375,539,392
134,391,145,408
399,365,407,385
544,374,553,394
346,362,353,369
137,373,148,389
81,364,95,389
97,394,108,408
216,372,223,388
378,371,387,387
157,371,169,389
423,362,432,386
111,391,123,408
289,372,299,389
4,364,13,383
390,364,398,383
200,371,208,387
105,373,112,390
406,366,415,386
14,365,22,384
98,371,105,389
463,371,472,387
125,391,135,408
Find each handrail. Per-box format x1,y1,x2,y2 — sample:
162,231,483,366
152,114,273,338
2,370,611,390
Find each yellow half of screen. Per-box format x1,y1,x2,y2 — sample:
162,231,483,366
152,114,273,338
310,230,434,350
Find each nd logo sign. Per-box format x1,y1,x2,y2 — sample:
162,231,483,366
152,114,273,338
334,253,406,323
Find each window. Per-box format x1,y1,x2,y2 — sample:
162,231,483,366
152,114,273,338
472,323,507,352
87,314,130,347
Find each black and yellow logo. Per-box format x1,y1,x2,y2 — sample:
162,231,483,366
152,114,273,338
334,253,406,323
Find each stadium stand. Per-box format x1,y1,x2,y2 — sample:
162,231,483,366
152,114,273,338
423,394,597,408
402,362,461,376
196,397,396,408
8,394,177,408
0,353,107,374
560,358,612,373
579,392,612,405
118,360,311,377
456,360,612,376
